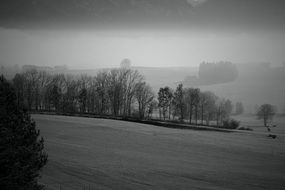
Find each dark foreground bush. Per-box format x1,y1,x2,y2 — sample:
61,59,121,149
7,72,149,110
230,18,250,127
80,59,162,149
268,134,277,139
0,76,48,190
222,119,240,129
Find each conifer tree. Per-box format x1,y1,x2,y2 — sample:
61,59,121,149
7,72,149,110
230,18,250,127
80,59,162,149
0,76,48,190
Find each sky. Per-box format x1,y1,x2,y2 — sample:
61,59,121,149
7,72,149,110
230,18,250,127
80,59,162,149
0,0,285,69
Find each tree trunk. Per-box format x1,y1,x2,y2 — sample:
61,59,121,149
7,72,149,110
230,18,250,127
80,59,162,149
264,116,267,127
168,104,171,120
206,114,210,126
180,102,184,121
216,110,220,126
201,105,204,125
189,104,192,124
195,106,198,125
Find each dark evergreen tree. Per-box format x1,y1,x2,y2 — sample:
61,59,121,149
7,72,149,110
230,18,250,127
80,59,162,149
0,76,48,190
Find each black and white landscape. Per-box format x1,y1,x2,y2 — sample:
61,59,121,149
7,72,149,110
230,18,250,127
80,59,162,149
1,1,285,190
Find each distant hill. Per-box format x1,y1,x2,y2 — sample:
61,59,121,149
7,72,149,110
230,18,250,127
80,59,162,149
162,63,285,113
197,63,285,113
183,61,238,86
51,66,198,91
135,63,285,113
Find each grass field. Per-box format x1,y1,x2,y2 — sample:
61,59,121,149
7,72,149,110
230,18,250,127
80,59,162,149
33,114,285,190
232,115,285,135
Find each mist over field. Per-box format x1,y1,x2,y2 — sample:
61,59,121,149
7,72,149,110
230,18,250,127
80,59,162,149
1,0,285,69
1,1,285,189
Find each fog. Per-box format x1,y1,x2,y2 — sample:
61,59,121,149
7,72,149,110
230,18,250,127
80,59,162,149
1,0,285,69
1,28,285,69
1,0,285,112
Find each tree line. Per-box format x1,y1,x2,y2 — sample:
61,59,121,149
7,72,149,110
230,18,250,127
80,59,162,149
11,68,243,126
199,61,238,84
12,68,155,119
158,84,238,126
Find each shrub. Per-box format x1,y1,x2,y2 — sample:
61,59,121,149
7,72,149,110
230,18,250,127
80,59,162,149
222,119,240,129
238,126,253,131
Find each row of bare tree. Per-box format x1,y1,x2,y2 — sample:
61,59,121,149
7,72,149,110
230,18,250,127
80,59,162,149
11,68,237,125
12,68,155,119
157,84,234,126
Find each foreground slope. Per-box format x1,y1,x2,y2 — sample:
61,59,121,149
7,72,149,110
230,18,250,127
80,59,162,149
33,114,285,190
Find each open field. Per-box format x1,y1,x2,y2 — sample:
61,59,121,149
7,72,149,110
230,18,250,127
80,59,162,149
33,114,285,190
232,115,285,135
198,66,285,113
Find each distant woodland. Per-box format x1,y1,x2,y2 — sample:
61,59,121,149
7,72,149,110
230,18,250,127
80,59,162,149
184,61,238,85
8,67,242,128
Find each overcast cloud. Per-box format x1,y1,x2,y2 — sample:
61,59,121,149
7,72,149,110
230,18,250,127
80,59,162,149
0,0,284,68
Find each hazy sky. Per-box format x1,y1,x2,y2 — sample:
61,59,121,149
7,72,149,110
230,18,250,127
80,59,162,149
0,0,285,69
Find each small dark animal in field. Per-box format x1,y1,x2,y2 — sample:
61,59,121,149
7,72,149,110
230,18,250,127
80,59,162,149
266,124,277,132
268,134,277,139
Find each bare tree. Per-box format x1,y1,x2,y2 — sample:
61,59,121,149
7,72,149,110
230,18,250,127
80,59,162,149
257,104,276,131
146,99,158,119
23,69,38,111
48,74,65,111
173,84,185,121
13,73,25,108
77,75,92,113
123,69,144,117
194,88,200,125
185,88,199,124
95,71,109,115
107,69,124,116
203,91,217,126
199,92,207,125
135,82,154,119
235,101,244,115
215,98,225,126
225,99,233,116
37,71,52,111
216,98,233,126
158,87,173,120
62,75,78,113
